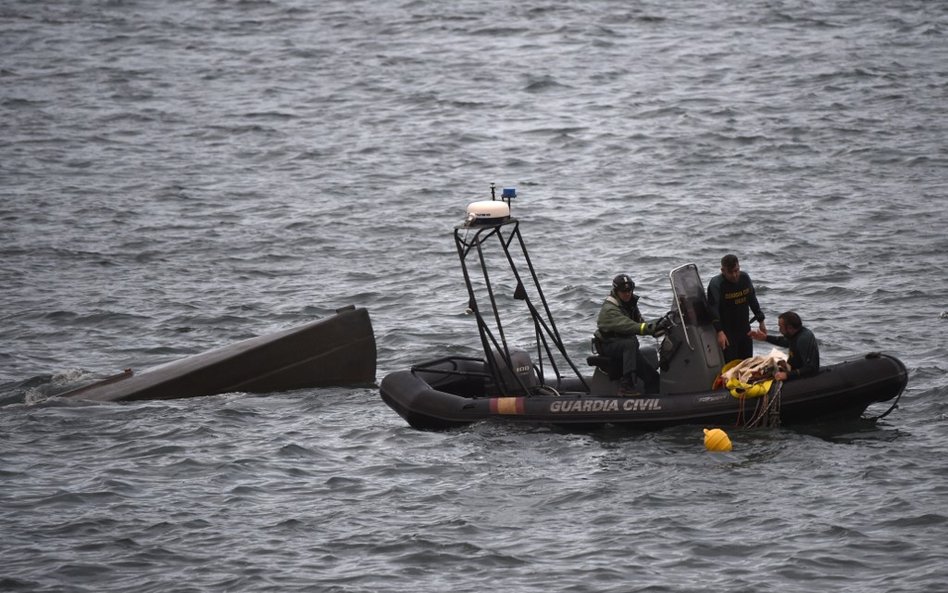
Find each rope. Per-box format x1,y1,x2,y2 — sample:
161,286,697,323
863,387,903,422
768,381,782,428
863,353,908,422
745,380,783,428
732,357,784,428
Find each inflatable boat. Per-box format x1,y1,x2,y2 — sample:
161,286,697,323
62,305,377,402
380,188,908,431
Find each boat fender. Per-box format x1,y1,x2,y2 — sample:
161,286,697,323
725,377,774,398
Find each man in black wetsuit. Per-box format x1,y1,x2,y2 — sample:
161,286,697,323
707,254,767,362
750,311,820,381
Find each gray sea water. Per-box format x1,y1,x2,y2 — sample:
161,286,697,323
2,1,947,591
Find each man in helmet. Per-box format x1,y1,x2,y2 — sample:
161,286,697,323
595,274,663,396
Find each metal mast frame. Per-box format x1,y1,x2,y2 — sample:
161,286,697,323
453,216,590,395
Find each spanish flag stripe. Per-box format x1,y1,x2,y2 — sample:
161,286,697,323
490,397,525,415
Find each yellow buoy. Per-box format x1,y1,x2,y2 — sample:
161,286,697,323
704,428,732,452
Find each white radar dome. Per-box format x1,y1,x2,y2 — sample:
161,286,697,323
465,200,510,226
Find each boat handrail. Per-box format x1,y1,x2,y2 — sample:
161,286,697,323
410,356,493,380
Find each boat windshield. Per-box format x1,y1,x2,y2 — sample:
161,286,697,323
670,264,714,329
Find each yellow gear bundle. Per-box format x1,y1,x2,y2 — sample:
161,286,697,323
725,377,774,398
713,349,789,398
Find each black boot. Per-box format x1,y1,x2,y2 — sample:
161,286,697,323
618,376,640,397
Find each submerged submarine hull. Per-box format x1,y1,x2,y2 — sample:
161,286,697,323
63,306,377,402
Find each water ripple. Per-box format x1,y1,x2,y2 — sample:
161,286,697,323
2,0,947,591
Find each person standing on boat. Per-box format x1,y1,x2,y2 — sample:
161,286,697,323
749,311,820,381
596,274,663,395
707,254,767,362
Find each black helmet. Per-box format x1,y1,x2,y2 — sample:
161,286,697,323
612,274,635,293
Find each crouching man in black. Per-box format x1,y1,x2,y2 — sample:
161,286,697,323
749,310,820,381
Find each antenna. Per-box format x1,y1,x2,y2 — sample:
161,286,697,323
489,183,517,212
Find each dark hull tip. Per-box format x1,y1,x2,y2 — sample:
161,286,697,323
61,306,377,402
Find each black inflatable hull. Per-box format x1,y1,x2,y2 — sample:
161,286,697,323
380,353,908,431
62,306,377,402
